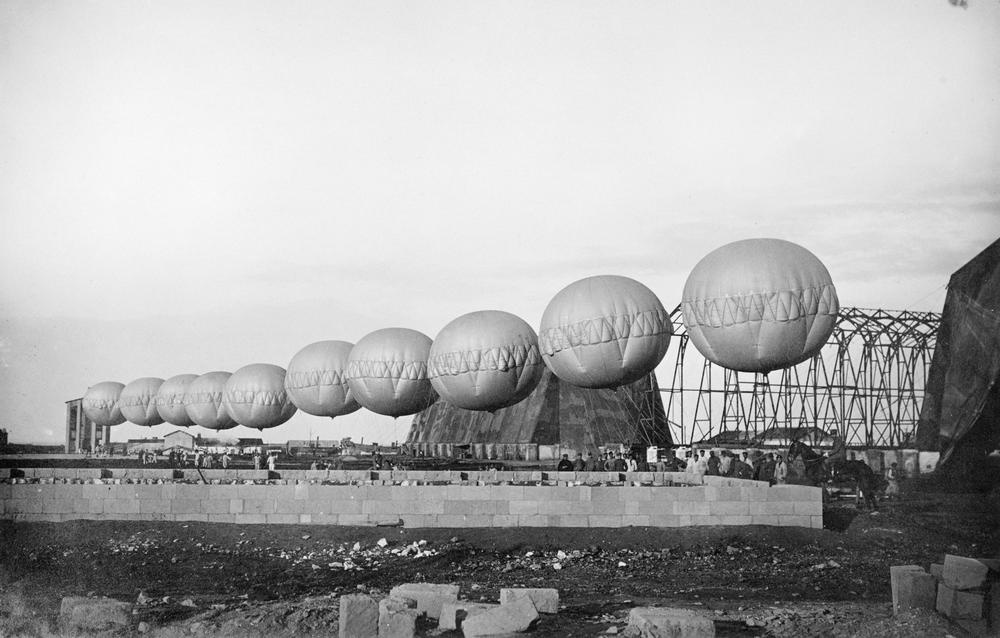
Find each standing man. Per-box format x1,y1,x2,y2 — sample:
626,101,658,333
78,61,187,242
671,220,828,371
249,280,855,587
826,428,847,479
774,454,788,484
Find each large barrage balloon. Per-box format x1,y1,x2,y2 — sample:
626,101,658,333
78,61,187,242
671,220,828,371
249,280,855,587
223,363,297,430
428,310,544,411
82,381,127,427
156,374,198,427
285,341,361,418
347,328,437,417
185,371,237,430
681,238,839,373
538,275,672,389
119,377,165,427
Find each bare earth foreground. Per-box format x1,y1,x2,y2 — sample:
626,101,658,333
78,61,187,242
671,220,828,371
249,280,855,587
2,487,998,637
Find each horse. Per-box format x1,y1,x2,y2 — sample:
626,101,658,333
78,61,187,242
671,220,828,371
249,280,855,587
787,440,880,510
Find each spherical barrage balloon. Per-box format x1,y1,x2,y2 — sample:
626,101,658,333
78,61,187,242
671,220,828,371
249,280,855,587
681,238,839,373
223,363,297,430
119,377,165,426
284,341,361,418
538,275,672,389
156,374,198,427
347,328,437,417
428,310,544,411
185,371,237,430
82,381,126,427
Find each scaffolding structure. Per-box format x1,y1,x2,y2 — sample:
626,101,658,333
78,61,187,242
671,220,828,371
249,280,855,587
662,306,940,448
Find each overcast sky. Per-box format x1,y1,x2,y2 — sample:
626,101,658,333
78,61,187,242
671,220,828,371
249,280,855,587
1,0,998,447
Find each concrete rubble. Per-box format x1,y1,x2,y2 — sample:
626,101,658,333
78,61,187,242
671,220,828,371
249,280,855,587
58,596,131,634
891,553,1000,636
331,583,732,637
378,596,419,638
461,595,539,637
339,593,379,638
889,565,936,614
625,607,716,638
499,587,560,613
388,583,459,620
438,601,500,631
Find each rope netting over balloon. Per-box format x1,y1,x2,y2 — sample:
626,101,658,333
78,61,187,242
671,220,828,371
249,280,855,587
661,305,941,448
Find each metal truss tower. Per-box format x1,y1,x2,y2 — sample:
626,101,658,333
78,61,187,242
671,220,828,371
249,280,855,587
662,306,940,448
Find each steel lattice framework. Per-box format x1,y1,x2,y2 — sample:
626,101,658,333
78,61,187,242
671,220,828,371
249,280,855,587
661,306,941,447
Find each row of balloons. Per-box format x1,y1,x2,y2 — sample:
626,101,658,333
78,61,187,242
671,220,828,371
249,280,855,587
81,238,840,431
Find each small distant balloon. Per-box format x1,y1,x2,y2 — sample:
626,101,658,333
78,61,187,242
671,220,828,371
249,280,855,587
223,363,297,430
156,374,198,427
347,328,437,417
119,377,165,427
428,310,544,412
285,341,361,418
82,381,126,427
185,371,237,430
538,275,672,389
681,238,839,373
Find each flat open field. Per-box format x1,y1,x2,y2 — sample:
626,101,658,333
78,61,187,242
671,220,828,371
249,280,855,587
1,481,998,637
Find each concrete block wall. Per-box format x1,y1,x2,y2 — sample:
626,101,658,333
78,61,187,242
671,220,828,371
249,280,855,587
0,469,821,529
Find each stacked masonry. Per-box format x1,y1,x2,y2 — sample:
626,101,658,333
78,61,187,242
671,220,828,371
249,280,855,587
0,468,822,529
936,554,1000,636
339,584,553,637
891,556,1000,636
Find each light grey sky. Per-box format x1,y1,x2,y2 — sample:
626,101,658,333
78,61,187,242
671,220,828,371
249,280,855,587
2,0,998,446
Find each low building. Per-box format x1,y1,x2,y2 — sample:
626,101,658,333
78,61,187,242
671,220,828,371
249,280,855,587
164,430,196,451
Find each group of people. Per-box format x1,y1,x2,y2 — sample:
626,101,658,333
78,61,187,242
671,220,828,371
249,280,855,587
681,448,789,485
556,450,647,472
555,447,791,486
165,448,232,469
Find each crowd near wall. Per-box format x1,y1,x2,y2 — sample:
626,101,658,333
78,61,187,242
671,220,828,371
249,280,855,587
0,468,821,529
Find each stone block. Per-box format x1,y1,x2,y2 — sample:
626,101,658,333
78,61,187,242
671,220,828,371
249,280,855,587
708,501,749,516
777,515,812,528
937,583,985,620
388,583,459,620
673,501,710,516
461,595,538,637
627,607,715,637
756,501,795,515
499,588,559,613
890,565,936,614
956,617,993,636
59,596,131,633
379,596,418,638
339,593,378,638
588,515,624,527
942,554,993,590
439,602,499,631
930,563,943,579
704,486,743,501
243,498,277,515
793,500,823,516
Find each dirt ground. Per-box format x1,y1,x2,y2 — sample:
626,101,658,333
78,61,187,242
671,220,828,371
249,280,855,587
1,483,998,637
